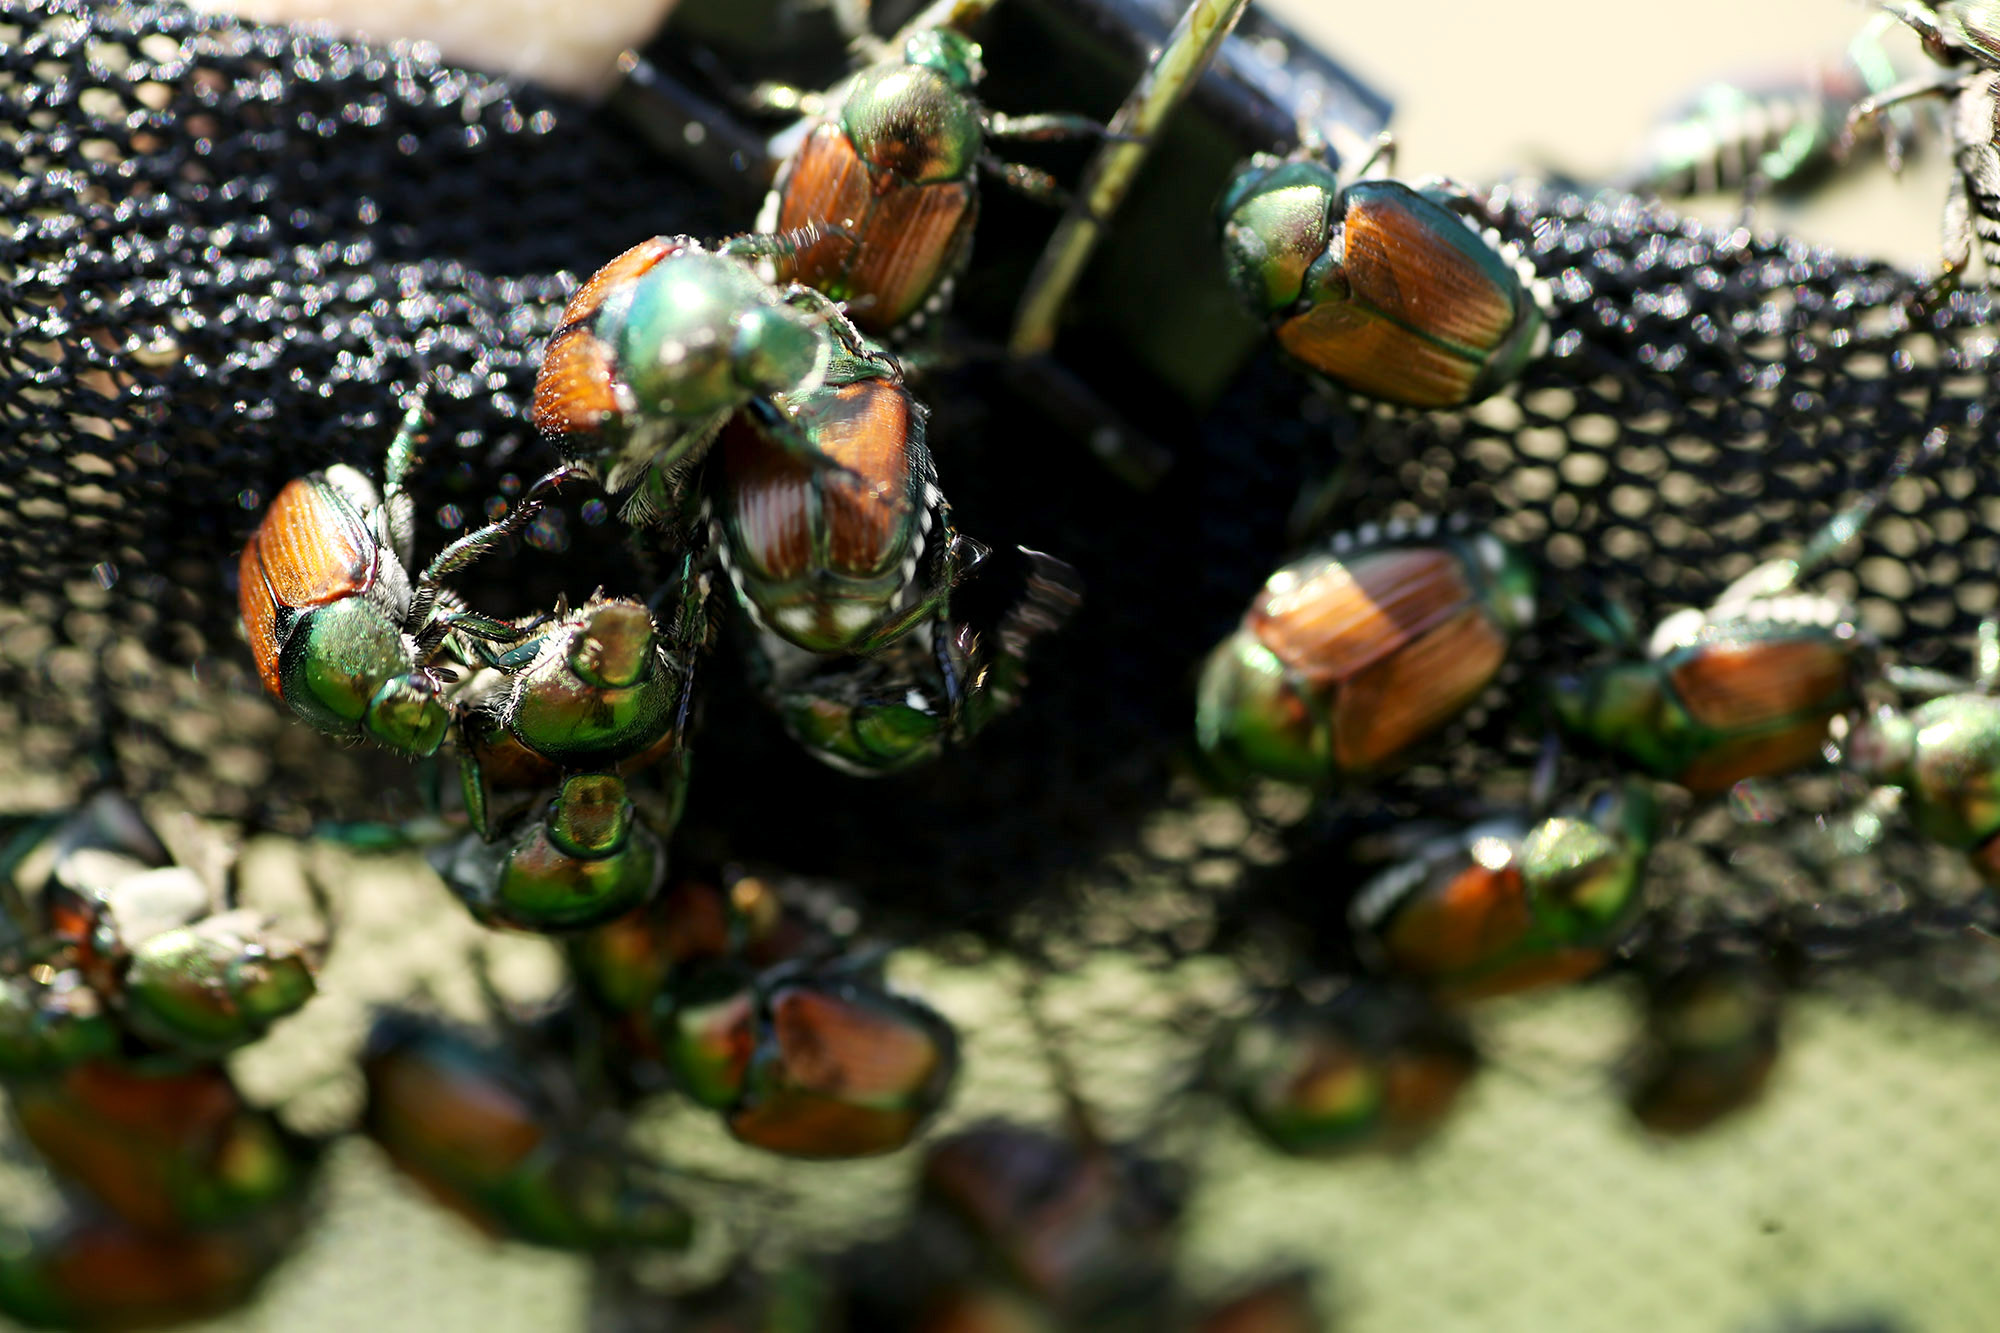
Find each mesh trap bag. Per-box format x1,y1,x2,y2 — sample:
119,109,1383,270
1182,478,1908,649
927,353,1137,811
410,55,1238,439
5,1,2000,1330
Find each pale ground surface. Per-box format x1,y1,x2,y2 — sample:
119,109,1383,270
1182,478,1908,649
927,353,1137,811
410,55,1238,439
6,4,1996,1332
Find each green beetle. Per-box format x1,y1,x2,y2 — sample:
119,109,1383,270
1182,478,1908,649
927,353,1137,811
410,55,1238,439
533,235,844,496
1546,592,1863,796
748,547,1081,775
1219,144,1546,409
1846,619,2000,881
1626,958,1783,1136
2,796,320,1063
454,581,704,842
239,400,563,758
711,296,988,659
663,959,959,1158
1196,517,1538,787
10,1060,316,1233
918,1122,1182,1322
1216,985,1479,1156
759,26,1104,337
361,1011,693,1251
432,772,666,933
1543,448,1929,795
1351,781,1658,1003
0,1208,308,1332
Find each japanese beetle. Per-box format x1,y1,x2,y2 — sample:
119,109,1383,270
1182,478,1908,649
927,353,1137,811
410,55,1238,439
1218,145,1545,409
0,1211,305,1333
10,1060,314,1233
1215,986,1478,1156
361,1011,693,1251
432,771,666,933
748,547,1081,775
713,303,988,658
532,235,840,495
1351,781,1658,1003
1625,959,1783,1137
918,1122,1181,1321
3,796,320,1062
239,399,557,758
664,960,959,1158
758,27,1105,336
1195,518,1537,786
454,583,704,841
1619,24,1917,199
1546,592,1862,795
1845,621,2000,880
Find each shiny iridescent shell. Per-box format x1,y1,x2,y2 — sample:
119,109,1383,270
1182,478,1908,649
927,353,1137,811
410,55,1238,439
1220,157,1545,408
1196,518,1537,784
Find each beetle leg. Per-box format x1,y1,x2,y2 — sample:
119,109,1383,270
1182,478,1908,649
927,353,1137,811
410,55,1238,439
1838,65,1963,157
1350,129,1398,180
415,463,585,594
982,156,1070,207
722,221,855,287
687,46,832,119
983,110,1116,143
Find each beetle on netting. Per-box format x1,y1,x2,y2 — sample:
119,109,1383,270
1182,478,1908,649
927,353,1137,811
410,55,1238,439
239,399,573,759
1217,136,1548,411
1195,517,1538,788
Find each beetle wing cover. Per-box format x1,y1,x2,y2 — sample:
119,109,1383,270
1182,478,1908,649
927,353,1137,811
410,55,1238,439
552,235,684,331
1276,302,1481,408
1342,183,1518,354
1668,635,1851,732
1327,605,1507,771
846,179,975,332
817,380,917,577
773,124,871,294
1251,547,1473,684
1381,860,1531,978
720,414,815,582
252,476,376,607
239,533,285,697
729,1088,920,1158
364,1044,544,1180
533,323,623,437
767,984,945,1102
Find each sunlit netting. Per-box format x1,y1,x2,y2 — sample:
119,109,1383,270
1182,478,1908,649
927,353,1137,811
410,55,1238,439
9,1,2000,1330
5,0,1994,980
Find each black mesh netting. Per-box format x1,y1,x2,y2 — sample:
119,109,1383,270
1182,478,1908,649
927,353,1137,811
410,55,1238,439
5,0,2000,1326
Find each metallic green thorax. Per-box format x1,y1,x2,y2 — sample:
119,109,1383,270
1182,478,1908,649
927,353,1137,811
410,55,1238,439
1217,155,1338,315
603,252,826,422
267,466,449,759
1850,694,2000,849
1518,782,1658,943
841,39,985,184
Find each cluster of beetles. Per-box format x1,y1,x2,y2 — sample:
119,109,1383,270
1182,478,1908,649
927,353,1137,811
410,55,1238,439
10,0,2000,1327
